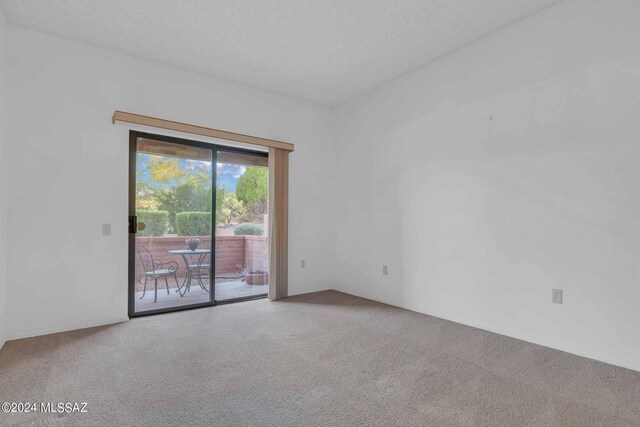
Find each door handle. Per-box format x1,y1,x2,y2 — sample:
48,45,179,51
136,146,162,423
129,215,137,234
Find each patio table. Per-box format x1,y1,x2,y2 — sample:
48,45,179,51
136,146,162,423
168,249,211,296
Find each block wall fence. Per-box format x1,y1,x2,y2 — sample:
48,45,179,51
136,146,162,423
134,235,268,282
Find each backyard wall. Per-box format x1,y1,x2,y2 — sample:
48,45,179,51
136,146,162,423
245,236,269,272
4,24,334,340
0,7,8,349
332,0,640,372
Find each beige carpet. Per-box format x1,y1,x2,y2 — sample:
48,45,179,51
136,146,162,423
1,290,639,426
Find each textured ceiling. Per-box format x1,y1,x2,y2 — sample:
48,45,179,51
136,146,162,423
0,0,564,106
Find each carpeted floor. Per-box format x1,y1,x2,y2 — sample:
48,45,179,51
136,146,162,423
1,290,639,426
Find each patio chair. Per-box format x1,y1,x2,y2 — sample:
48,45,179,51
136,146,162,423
136,244,180,303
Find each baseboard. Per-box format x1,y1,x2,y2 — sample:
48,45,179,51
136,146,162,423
5,317,130,342
332,287,640,374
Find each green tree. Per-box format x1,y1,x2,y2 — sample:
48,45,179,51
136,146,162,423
215,185,226,225
156,181,212,233
135,181,159,210
235,167,268,220
218,191,246,224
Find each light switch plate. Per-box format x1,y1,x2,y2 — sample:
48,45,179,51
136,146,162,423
102,224,112,236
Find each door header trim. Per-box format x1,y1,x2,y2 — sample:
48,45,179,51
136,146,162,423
113,110,294,152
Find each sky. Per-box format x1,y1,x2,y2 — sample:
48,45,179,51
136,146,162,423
136,154,245,192
216,163,246,192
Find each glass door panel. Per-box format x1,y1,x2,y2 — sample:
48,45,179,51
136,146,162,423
132,136,213,314
215,149,269,301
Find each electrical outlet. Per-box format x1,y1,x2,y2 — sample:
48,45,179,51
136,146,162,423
102,223,112,236
300,259,306,268
382,265,388,275
552,289,563,304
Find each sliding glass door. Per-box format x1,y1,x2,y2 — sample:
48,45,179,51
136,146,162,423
128,132,268,317
215,148,269,302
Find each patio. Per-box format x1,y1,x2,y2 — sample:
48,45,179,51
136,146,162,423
134,233,269,312
135,279,268,312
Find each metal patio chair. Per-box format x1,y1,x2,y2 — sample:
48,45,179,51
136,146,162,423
136,245,180,303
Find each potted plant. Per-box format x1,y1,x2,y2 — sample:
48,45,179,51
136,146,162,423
239,265,268,285
186,237,201,251
246,270,268,285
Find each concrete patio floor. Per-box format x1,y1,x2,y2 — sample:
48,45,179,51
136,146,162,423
135,280,267,312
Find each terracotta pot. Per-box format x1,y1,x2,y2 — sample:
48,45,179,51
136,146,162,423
245,272,268,285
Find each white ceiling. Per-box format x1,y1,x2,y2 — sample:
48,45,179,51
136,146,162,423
0,0,563,106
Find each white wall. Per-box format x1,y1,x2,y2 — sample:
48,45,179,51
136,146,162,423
4,25,334,340
332,0,640,372
0,7,8,349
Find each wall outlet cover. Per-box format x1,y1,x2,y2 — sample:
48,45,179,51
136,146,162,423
552,288,563,304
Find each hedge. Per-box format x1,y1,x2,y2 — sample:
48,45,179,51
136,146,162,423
176,212,212,236
234,222,264,236
136,210,169,237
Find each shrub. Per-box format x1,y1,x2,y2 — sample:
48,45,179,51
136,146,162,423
176,212,212,236
234,222,264,236
136,210,169,236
